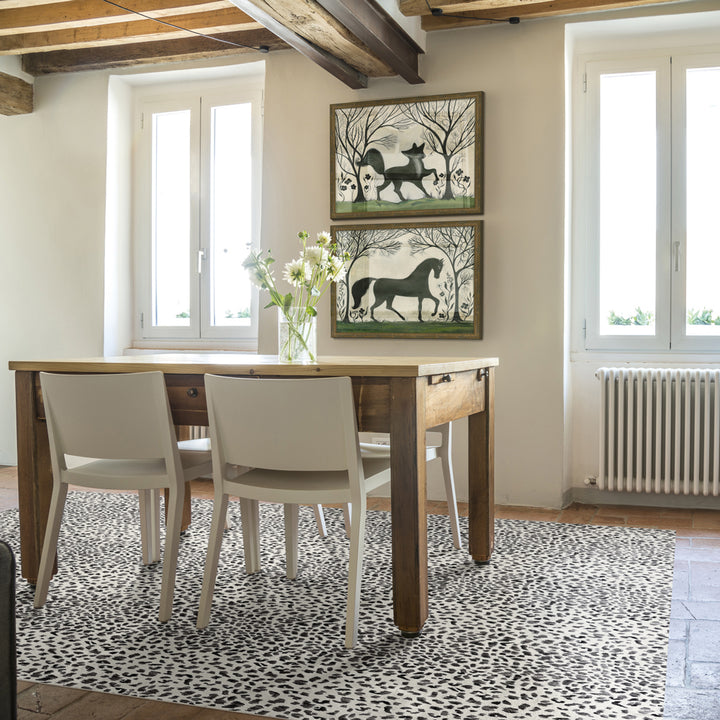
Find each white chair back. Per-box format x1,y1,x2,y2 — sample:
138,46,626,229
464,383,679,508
40,371,179,465
204,374,360,474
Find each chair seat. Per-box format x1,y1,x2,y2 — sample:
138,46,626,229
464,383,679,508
177,437,211,453
63,448,212,489
358,431,442,458
225,462,389,504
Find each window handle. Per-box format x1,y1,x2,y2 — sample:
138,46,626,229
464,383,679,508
198,249,206,274
673,242,680,272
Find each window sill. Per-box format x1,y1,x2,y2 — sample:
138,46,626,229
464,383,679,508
127,338,258,354
570,349,720,365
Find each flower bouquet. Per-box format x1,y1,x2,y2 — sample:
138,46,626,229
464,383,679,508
243,231,347,363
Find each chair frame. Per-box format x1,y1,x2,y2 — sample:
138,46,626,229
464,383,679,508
35,371,211,621
314,422,462,550
197,374,389,648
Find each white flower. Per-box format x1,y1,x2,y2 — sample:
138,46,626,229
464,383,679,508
317,231,331,246
283,258,310,286
303,245,329,268
249,267,269,288
329,254,346,280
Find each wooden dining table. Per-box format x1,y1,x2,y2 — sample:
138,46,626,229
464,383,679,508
9,353,498,637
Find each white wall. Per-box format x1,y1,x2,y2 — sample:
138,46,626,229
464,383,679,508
259,21,567,507
0,71,109,465
2,3,713,506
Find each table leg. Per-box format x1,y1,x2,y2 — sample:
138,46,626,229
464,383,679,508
390,377,428,636
468,366,495,563
15,371,53,584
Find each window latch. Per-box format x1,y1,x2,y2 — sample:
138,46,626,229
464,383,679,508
673,241,680,272
198,249,206,274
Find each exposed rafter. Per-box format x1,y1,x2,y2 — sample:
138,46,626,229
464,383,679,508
229,0,382,89
22,27,283,74
0,0,696,101
0,70,34,114
399,0,689,31
315,0,424,84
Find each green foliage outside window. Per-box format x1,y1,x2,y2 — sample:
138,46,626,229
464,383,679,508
608,307,654,326
687,308,720,325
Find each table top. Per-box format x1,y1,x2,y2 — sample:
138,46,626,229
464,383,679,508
9,354,499,378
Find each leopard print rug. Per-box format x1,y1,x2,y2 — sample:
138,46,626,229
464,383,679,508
0,493,674,719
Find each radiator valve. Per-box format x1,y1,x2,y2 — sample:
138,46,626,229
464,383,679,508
584,476,598,486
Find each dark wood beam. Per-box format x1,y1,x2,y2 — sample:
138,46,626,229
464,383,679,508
21,28,284,74
229,0,368,89
315,0,424,84
0,70,33,115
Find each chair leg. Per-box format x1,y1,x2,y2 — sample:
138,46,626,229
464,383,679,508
139,488,161,564
240,498,261,575
313,504,327,538
439,423,462,550
197,492,229,629
342,503,352,538
34,483,69,609
345,498,366,648
284,503,299,580
158,484,184,622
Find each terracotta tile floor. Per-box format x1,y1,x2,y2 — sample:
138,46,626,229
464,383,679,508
1,466,719,719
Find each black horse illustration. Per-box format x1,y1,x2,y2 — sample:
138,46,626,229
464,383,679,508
351,257,443,322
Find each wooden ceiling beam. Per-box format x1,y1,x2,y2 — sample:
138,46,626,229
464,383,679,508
0,70,33,115
0,0,233,34
417,0,683,29
0,8,262,54
229,0,370,89
315,0,424,84
20,27,284,74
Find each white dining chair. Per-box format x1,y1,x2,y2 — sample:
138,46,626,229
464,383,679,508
313,422,462,550
197,374,391,648
34,371,212,621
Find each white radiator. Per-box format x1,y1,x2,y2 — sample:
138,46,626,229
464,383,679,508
596,367,720,496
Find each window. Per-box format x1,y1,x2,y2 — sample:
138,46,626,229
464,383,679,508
133,78,262,344
580,52,720,351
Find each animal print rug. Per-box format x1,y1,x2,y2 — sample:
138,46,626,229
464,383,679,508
1,493,674,719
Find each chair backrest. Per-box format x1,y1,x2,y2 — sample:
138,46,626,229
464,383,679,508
204,374,360,473
40,372,179,465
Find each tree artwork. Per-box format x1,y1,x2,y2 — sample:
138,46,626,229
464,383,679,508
331,92,483,219
333,104,409,205
399,96,476,202
407,224,476,322
330,221,482,340
333,226,404,321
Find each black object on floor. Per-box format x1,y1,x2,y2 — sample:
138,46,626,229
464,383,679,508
0,540,17,720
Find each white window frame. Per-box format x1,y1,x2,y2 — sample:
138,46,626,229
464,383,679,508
575,47,720,354
133,77,263,345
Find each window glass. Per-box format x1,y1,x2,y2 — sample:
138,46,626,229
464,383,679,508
210,102,253,328
598,71,656,336
685,65,720,335
152,109,191,327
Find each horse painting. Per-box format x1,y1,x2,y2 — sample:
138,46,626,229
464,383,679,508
351,257,443,322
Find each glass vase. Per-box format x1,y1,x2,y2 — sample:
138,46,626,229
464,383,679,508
277,306,317,364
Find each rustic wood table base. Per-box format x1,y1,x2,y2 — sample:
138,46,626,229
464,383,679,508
10,354,497,637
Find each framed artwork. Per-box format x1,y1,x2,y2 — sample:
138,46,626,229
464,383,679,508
331,221,482,339
330,91,484,220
